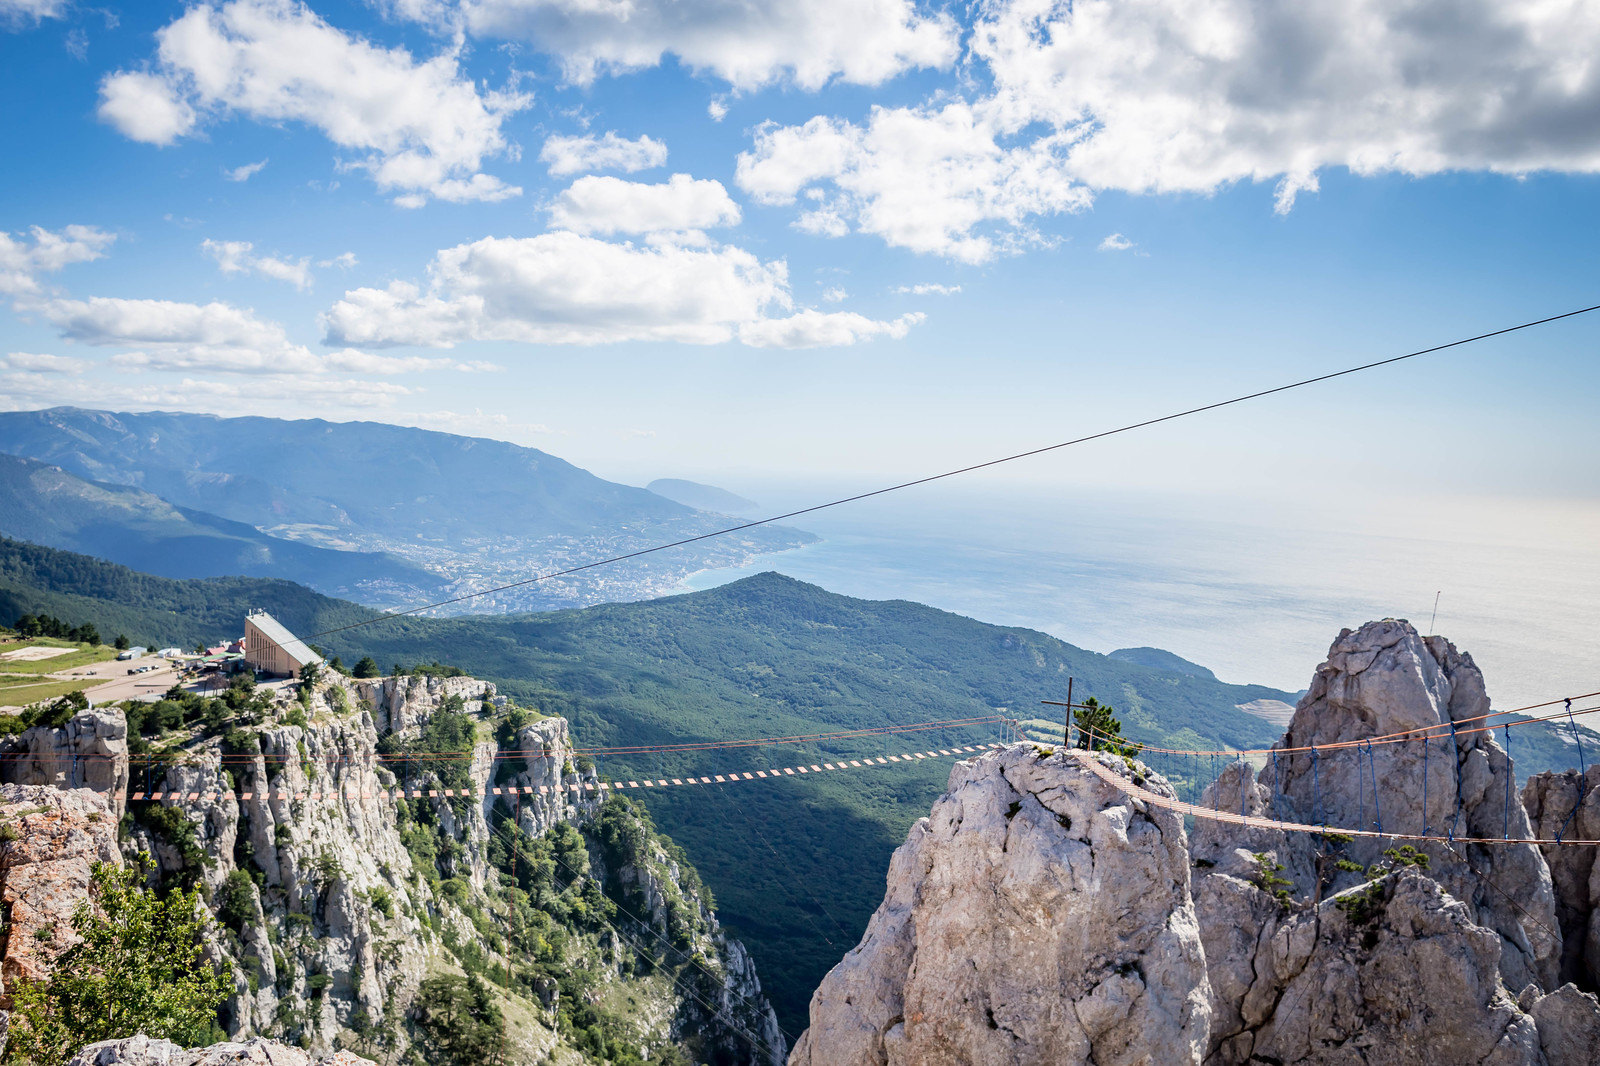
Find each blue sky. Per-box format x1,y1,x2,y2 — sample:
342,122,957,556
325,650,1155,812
2,0,1597,504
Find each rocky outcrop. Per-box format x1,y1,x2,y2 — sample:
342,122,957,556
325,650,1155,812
1523,766,1600,990
355,675,492,736
789,746,1210,1066
3,708,130,818
68,1034,374,1065
0,784,121,993
1197,619,1560,993
1528,983,1600,1066
1202,869,1543,1065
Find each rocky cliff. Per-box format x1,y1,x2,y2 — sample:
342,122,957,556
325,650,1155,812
2,669,782,1066
792,620,1600,1066
1523,765,1600,990
789,745,1210,1066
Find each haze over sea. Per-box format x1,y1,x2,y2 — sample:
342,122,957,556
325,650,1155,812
682,483,1600,713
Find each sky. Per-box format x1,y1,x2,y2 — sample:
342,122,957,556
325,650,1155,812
1,0,1598,507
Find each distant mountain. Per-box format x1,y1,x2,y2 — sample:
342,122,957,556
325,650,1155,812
0,407,702,547
0,454,445,604
1109,645,1218,680
0,408,813,611
647,478,759,513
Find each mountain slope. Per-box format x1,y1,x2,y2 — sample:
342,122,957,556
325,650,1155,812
0,453,444,604
0,407,750,549
0,407,814,612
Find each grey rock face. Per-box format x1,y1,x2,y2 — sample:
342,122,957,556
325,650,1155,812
1206,870,1544,1066
355,675,491,735
1523,766,1600,989
67,1033,374,1065
0,784,121,990
3,708,130,819
789,745,1210,1066
1219,619,1561,991
1529,983,1600,1066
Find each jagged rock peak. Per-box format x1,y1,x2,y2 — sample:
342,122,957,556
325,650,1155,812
2,707,130,819
1196,617,1561,992
1523,765,1600,989
789,744,1210,1066
68,1034,373,1065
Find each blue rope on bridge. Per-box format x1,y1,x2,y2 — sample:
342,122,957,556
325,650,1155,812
1503,722,1513,841
1368,740,1382,834
1557,699,1589,844
1449,721,1463,843
1421,734,1429,836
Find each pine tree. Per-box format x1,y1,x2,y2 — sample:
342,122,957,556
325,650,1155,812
1072,696,1143,757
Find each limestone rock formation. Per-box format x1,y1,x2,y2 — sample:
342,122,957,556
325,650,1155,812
1193,619,1560,992
0,784,121,991
788,745,1210,1066
3,708,130,818
1201,869,1544,1065
1528,983,1600,1066
68,1033,374,1065
355,674,492,736
1523,765,1600,989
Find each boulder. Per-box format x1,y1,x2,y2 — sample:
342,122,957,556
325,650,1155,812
788,745,1210,1066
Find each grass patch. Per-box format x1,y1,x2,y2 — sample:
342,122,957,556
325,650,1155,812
0,677,110,709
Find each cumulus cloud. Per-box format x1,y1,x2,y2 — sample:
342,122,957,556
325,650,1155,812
319,251,358,269
224,158,268,182
736,1,1600,257
35,295,486,375
896,283,960,295
0,224,115,295
540,132,667,177
448,0,958,90
821,286,847,303
548,174,741,236
1098,233,1133,252
736,102,1091,262
322,231,919,348
202,239,313,290
972,0,1600,212
98,0,530,206
1,0,67,24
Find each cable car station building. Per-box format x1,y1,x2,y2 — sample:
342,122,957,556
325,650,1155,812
243,611,323,679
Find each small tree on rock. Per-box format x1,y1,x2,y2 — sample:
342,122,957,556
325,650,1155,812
1072,696,1142,757
351,656,380,679
5,857,231,1064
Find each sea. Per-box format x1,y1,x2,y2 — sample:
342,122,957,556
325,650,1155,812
681,482,1600,712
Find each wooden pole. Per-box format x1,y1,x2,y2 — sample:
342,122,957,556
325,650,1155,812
1061,677,1074,747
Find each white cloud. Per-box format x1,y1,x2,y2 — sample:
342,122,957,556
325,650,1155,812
896,283,961,295
451,0,958,90
548,174,741,236
319,252,358,269
708,97,728,122
202,239,313,290
322,231,920,349
98,0,530,206
739,310,924,349
224,158,268,181
0,352,84,374
0,224,115,295
540,132,666,177
971,0,1600,213
736,102,1092,262
35,295,482,375
1098,233,1133,252
821,286,847,303
1,0,67,23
